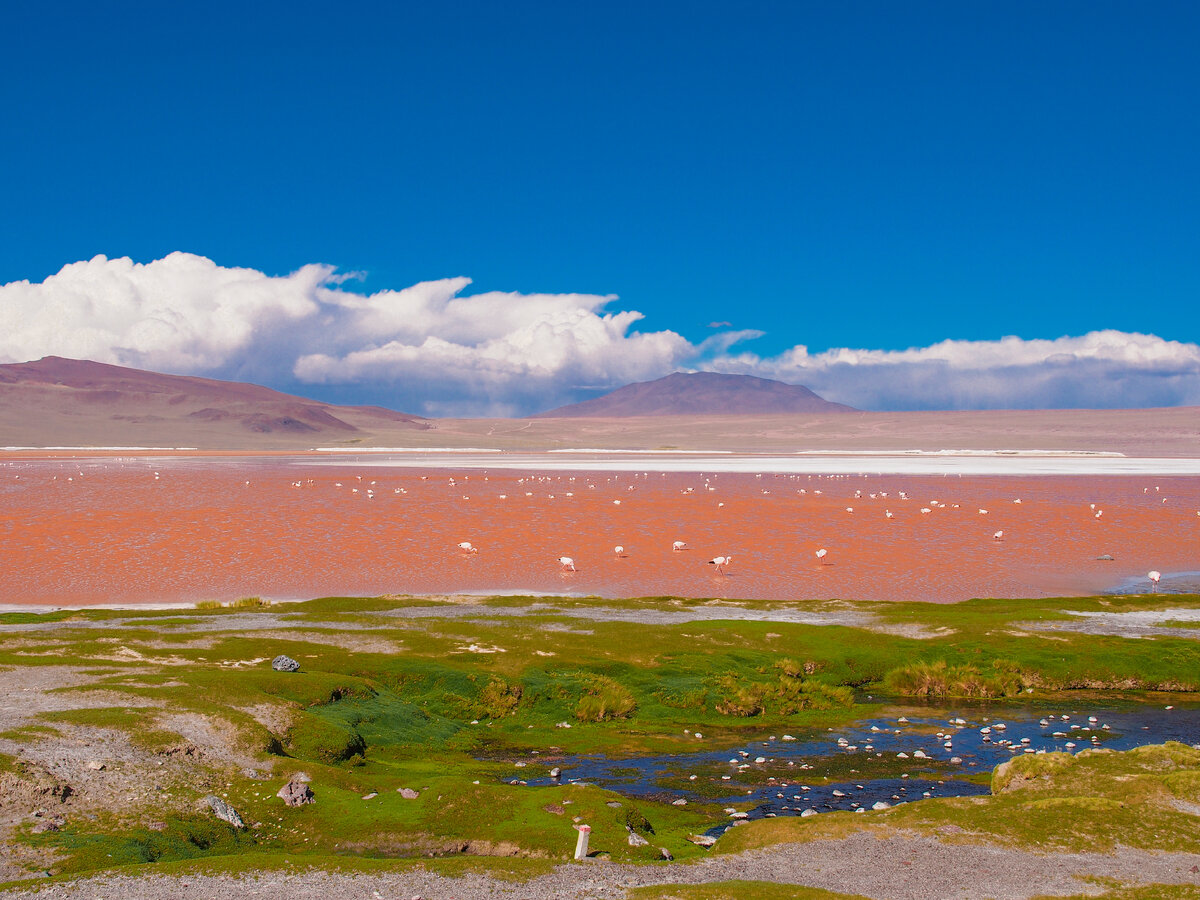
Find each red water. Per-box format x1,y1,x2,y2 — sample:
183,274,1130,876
2,457,1198,606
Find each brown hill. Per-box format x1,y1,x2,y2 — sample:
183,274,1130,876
535,371,856,417
0,356,427,448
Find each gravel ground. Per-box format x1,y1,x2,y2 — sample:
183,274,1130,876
5,835,1200,900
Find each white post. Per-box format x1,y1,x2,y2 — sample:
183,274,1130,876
573,824,591,859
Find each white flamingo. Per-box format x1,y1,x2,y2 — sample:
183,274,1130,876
815,548,828,564
672,541,687,551
613,545,625,557
457,541,477,554
993,530,1004,540
1148,570,1161,592
558,556,576,572
708,555,731,574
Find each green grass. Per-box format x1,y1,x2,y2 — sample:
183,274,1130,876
3,591,1200,884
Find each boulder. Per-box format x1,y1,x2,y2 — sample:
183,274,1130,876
398,788,420,799
202,795,244,829
277,778,315,807
626,829,649,847
686,834,717,847
271,655,301,672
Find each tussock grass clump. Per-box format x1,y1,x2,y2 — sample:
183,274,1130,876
883,659,1027,699
474,677,522,719
712,664,853,718
575,675,636,722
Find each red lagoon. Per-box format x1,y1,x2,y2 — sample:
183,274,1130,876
1,457,1198,607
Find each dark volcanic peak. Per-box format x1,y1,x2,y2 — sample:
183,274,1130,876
536,371,857,417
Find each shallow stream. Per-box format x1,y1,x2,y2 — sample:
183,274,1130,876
521,699,1200,834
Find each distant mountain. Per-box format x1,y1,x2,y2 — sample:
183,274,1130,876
0,356,427,447
535,372,857,417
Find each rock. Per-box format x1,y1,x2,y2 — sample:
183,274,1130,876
687,834,717,847
31,815,65,834
549,767,561,779
671,798,687,806
606,800,623,808
913,750,928,759
801,808,817,817
277,778,315,807
542,804,565,815
362,792,378,800
86,761,106,771
202,795,244,829
626,829,649,847
398,788,420,799
271,655,301,672
871,801,891,810
660,847,673,861
1096,554,1115,561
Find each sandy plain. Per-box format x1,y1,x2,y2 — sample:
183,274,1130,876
2,451,1198,607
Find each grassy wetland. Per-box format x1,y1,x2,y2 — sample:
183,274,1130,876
2,591,1200,897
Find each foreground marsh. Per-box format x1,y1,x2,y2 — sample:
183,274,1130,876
2,592,1200,897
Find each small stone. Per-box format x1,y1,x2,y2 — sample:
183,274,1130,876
1096,554,1115,561
271,655,301,672
86,761,106,771
606,800,623,808
660,847,673,860
687,834,717,847
549,767,561,779
398,788,420,799
871,801,891,810
671,798,687,806
362,792,378,800
626,829,649,846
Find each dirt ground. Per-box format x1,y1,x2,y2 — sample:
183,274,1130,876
3,833,1200,899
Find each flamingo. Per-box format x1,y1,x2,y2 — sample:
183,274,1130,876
614,545,625,557
457,541,477,554
672,541,687,551
1148,570,1161,592
815,548,828,564
885,510,894,519
558,556,576,572
708,555,731,573
993,530,1004,540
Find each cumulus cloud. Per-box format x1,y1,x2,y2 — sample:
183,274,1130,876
2,252,1198,414
709,331,1200,410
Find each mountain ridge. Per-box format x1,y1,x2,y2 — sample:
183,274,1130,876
535,371,857,417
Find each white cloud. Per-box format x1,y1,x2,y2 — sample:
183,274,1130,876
2,252,1198,414
709,331,1200,410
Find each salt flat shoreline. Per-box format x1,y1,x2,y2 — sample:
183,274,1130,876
6,448,1200,475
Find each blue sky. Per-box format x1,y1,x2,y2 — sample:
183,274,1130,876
2,2,1199,414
